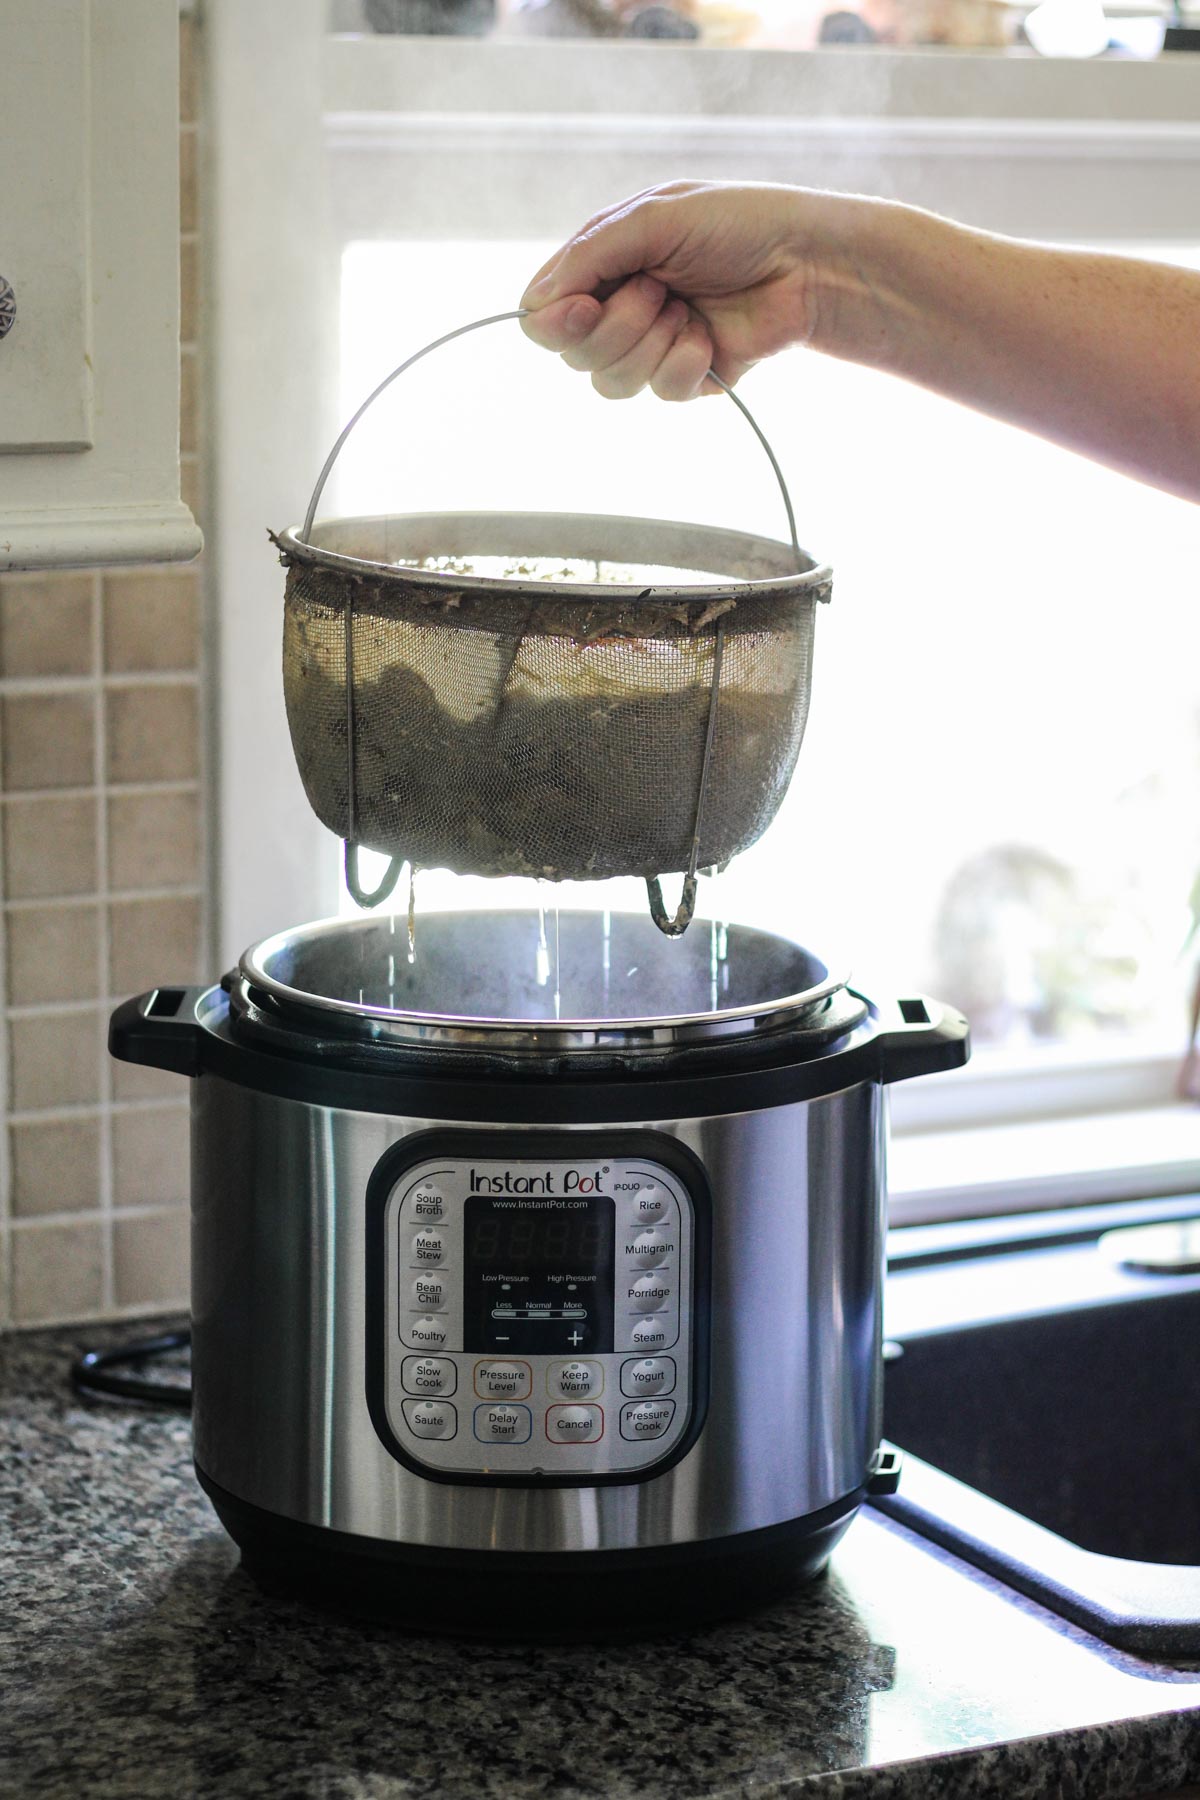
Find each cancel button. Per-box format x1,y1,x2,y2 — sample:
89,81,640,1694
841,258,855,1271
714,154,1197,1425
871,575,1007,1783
619,1400,676,1442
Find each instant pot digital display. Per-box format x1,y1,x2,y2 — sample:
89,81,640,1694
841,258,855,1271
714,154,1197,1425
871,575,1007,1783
463,1195,615,1354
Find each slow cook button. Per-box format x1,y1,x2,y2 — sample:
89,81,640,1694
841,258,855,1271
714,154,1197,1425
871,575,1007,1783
627,1274,672,1312
402,1398,457,1440
411,1275,448,1312
620,1400,676,1442
402,1355,457,1397
629,1315,674,1351
474,1360,531,1400
546,1404,604,1444
548,1359,603,1400
411,1228,446,1264
620,1356,675,1397
406,1316,449,1350
473,1403,532,1445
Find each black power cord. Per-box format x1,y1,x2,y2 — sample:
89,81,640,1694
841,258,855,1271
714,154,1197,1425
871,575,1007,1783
70,1328,192,1410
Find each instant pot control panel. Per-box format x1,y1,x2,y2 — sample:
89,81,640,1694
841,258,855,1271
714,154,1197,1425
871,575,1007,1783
365,1133,710,1486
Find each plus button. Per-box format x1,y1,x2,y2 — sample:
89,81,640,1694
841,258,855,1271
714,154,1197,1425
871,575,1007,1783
568,1329,584,1347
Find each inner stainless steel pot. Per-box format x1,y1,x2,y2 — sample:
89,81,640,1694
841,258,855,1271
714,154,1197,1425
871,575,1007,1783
237,910,848,1058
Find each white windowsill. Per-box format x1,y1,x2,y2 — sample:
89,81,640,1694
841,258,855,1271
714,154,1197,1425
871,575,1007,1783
889,1101,1200,1225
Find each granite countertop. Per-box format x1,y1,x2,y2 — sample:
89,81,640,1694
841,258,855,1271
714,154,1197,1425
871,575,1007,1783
4,1320,1200,1800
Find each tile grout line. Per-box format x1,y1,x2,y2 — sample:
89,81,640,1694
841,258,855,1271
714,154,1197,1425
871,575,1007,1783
5,886,204,917
94,571,116,1315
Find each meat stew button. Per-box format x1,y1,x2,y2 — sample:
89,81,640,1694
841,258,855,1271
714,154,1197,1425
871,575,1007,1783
620,1400,676,1441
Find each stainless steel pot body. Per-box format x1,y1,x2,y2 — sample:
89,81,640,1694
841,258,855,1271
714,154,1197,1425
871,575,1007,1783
190,1075,886,1554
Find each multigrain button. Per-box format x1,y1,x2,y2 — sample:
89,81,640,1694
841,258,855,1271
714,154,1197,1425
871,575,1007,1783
402,1355,457,1397
474,1360,531,1400
411,1274,448,1312
627,1274,672,1311
620,1356,675,1397
473,1404,532,1444
620,1399,676,1441
406,1316,449,1350
402,1398,457,1440
411,1228,445,1264
623,1229,675,1264
546,1404,604,1444
548,1359,603,1400
630,1315,672,1350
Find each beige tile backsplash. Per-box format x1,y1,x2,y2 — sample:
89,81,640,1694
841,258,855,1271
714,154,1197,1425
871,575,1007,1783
0,13,209,1328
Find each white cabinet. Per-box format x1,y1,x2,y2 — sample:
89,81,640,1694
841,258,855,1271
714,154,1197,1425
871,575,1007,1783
0,0,201,570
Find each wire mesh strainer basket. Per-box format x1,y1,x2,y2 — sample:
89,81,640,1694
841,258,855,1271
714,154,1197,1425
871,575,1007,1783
273,312,832,934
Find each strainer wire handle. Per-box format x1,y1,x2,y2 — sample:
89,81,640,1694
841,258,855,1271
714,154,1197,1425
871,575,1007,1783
298,309,801,563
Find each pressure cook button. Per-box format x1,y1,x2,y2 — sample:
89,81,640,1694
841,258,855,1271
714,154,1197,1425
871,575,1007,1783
407,1316,449,1349
620,1356,675,1397
548,1359,603,1400
411,1229,446,1264
473,1404,532,1445
623,1229,675,1264
630,1186,669,1224
402,1399,457,1440
411,1275,448,1312
630,1316,673,1351
627,1274,672,1311
474,1360,531,1400
620,1400,676,1441
402,1355,457,1396
546,1404,604,1444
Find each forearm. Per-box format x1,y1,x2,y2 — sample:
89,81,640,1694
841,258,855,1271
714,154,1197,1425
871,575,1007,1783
820,201,1200,503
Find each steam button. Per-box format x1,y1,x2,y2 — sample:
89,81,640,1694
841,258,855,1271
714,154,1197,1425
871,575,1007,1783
402,1355,457,1396
621,1356,675,1397
630,1315,674,1351
402,1398,457,1440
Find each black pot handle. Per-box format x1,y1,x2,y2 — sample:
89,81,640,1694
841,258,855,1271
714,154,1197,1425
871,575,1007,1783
872,994,970,1085
108,987,208,1078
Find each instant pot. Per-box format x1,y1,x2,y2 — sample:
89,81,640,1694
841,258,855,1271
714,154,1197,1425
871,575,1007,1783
110,908,968,1633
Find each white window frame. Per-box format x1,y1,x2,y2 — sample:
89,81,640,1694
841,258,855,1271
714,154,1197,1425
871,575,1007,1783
209,5,1200,1219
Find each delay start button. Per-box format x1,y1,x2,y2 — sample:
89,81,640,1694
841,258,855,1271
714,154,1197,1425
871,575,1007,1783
620,1400,676,1442
473,1403,532,1445
546,1404,604,1444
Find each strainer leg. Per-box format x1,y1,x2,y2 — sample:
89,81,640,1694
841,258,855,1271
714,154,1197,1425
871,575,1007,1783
345,842,407,910
646,874,699,937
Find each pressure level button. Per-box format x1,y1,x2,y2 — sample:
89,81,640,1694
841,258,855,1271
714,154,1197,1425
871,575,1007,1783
474,1360,531,1400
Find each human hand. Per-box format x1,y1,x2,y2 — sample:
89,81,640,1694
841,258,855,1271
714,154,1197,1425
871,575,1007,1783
519,180,861,400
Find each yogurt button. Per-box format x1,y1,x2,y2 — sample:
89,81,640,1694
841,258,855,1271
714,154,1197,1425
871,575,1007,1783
402,1398,457,1440
621,1357,675,1397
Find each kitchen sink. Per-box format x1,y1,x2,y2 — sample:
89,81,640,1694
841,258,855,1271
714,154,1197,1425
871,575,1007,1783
876,1196,1200,1661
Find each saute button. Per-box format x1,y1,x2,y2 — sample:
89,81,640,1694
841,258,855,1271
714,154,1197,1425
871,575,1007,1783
620,1400,676,1441
474,1360,531,1400
630,1186,669,1224
402,1355,457,1396
630,1315,674,1351
628,1274,672,1311
548,1359,603,1400
411,1275,448,1312
621,1357,675,1397
402,1399,457,1440
546,1404,604,1444
473,1404,532,1444
407,1316,449,1350
412,1229,445,1264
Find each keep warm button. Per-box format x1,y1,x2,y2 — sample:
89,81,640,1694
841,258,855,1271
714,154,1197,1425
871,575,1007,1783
473,1403,532,1445
620,1400,676,1442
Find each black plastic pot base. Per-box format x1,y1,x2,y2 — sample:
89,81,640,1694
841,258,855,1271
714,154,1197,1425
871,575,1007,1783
198,1466,859,1640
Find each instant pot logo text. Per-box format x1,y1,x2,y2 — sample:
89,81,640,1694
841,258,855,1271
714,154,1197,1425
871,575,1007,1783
470,1168,606,1196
